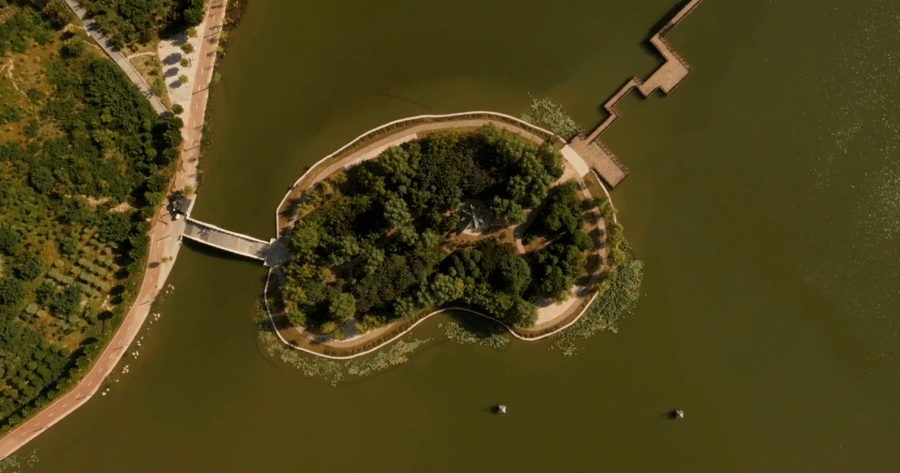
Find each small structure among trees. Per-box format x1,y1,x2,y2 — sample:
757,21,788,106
459,201,492,235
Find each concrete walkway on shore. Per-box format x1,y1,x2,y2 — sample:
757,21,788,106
62,0,168,115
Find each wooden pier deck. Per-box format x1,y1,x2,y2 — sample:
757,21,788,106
579,0,704,189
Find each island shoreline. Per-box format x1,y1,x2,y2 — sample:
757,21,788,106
264,112,618,359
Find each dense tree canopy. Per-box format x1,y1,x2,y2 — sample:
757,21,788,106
282,125,591,334
527,183,594,301
80,0,207,47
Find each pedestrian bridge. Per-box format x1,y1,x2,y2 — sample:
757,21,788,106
182,218,291,267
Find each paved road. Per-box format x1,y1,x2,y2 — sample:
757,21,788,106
62,0,168,115
0,1,229,458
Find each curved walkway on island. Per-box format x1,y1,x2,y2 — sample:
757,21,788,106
264,111,619,360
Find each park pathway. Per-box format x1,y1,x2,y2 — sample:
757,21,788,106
61,0,168,115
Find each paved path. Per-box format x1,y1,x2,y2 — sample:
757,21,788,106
580,0,705,188
62,0,168,115
0,1,229,459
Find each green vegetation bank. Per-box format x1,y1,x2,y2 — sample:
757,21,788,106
0,2,182,430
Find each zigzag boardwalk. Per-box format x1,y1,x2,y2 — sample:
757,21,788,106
576,0,704,189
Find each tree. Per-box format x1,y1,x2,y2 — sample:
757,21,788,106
506,296,537,327
383,194,410,228
430,273,464,305
59,237,78,256
572,230,594,251
30,166,54,194
538,264,572,302
490,196,526,224
0,278,25,308
0,225,20,256
289,221,321,262
329,235,360,266
99,212,131,244
535,183,583,235
180,43,195,55
171,104,184,115
61,37,84,58
497,254,531,295
36,282,57,308
394,296,418,319
51,286,83,318
397,225,417,247
44,0,74,28
178,74,189,84
182,0,206,26
15,254,44,281
379,146,414,188
418,229,443,250
360,244,384,275
329,292,357,323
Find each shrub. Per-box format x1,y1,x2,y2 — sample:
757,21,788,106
0,225,20,256
15,254,44,281
180,43,194,54
171,104,184,114
59,238,78,256
0,278,25,307
44,0,74,28
182,0,205,27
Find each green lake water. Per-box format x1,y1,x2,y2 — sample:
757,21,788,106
21,0,900,471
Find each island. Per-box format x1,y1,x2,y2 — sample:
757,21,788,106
262,113,627,357
284,125,602,326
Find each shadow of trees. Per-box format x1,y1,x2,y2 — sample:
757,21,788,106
445,309,508,338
